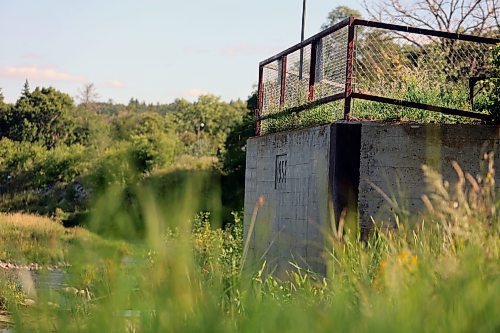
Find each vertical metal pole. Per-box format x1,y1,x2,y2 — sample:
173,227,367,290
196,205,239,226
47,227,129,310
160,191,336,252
256,65,263,135
308,41,317,101
301,0,306,44
343,17,355,120
279,56,287,107
299,0,306,80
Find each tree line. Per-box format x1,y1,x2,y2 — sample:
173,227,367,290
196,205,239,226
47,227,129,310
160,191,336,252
0,80,255,228
0,1,497,231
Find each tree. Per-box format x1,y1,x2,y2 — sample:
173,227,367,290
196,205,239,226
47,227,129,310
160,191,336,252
364,0,499,40
168,95,245,156
476,45,500,121
322,6,362,29
0,88,9,137
21,79,30,98
114,112,169,140
126,98,150,113
221,91,257,214
70,105,111,148
222,92,257,177
9,86,76,148
360,0,498,86
77,83,100,111
486,45,500,120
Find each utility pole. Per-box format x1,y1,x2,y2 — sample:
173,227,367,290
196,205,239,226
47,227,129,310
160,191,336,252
299,0,307,80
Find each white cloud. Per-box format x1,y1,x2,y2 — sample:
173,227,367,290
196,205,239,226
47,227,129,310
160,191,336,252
171,88,211,101
186,88,208,97
104,80,126,88
0,66,86,82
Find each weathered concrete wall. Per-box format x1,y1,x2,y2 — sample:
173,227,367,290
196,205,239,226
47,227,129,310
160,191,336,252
358,123,500,232
244,122,499,275
244,125,331,276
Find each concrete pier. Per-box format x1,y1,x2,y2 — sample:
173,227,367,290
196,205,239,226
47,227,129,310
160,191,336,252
244,122,499,276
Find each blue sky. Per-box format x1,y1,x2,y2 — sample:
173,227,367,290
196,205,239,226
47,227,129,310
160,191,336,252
0,0,363,104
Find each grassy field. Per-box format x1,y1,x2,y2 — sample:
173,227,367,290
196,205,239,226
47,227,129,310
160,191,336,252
0,213,130,265
0,159,499,332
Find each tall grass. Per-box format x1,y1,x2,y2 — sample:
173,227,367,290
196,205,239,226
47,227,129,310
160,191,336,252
261,101,344,135
0,155,499,332
260,73,485,135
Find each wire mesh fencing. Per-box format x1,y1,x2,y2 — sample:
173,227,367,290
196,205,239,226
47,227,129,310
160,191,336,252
261,60,281,116
353,26,494,112
284,45,311,109
314,27,348,100
257,17,499,135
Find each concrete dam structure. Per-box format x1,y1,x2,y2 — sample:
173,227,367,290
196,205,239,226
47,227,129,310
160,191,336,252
248,17,499,276
243,122,499,276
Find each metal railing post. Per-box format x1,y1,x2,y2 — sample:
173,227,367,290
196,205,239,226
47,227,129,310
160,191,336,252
279,55,287,107
343,16,355,120
256,65,263,135
308,41,317,101
256,17,499,129
299,0,307,80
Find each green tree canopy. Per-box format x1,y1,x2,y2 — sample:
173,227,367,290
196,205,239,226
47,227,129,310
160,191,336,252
322,6,362,29
113,111,169,140
7,85,76,148
168,95,246,156
0,88,9,138
220,92,257,215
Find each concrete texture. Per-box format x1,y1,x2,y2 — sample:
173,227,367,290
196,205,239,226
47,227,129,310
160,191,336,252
244,124,331,276
358,123,500,233
244,122,500,275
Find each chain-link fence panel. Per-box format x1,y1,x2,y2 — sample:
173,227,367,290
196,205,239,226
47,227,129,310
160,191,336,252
353,26,493,111
284,45,311,109
261,60,281,116
314,26,348,99
258,18,498,135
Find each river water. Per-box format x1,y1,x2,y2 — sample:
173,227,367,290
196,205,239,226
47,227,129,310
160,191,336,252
1,267,67,332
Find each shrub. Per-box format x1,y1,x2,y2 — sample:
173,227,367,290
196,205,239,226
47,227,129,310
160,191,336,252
475,44,500,122
35,144,89,186
0,138,90,189
90,131,178,189
89,143,136,188
128,132,177,173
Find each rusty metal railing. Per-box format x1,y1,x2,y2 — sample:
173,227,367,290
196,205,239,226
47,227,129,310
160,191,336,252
256,17,499,135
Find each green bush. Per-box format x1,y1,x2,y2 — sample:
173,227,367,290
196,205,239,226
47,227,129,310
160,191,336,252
89,132,178,190
36,145,89,186
191,211,243,285
475,44,500,122
128,132,177,173
5,86,76,148
0,138,90,189
89,142,136,188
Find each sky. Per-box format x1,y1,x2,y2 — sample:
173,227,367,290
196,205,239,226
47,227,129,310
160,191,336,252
0,0,364,104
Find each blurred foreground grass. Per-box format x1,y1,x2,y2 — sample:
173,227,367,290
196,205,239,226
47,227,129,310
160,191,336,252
0,156,499,333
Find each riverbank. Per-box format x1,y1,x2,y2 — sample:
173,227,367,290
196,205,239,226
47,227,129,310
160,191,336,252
0,213,130,265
